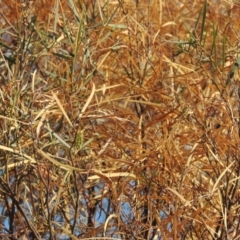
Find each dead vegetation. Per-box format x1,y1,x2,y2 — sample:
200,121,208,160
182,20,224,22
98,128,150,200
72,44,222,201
0,0,240,239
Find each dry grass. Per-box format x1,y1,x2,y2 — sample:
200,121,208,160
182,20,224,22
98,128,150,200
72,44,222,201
1,0,240,239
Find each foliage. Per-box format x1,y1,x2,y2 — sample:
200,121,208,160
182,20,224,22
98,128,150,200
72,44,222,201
0,0,240,239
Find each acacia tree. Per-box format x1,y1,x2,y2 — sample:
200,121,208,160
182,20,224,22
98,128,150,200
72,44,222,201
0,0,240,239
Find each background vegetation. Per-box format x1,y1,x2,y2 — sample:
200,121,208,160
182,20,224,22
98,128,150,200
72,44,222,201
1,0,240,239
